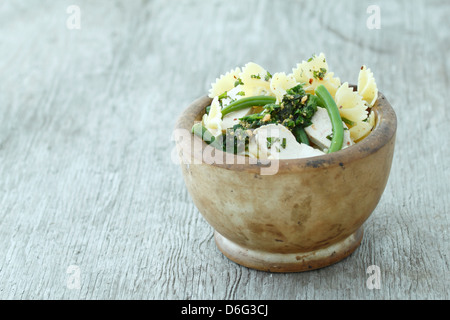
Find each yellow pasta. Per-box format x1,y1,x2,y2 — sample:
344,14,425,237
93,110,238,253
334,82,368,123
269,72,298,103
349,120,372,142
202,55,380,155
239,62,272,97
202,96,222,137
292,53,341,97
348,107,376,142
358,65,378,107
208,67,241,98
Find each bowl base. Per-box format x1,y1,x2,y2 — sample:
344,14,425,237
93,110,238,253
214,228,363,272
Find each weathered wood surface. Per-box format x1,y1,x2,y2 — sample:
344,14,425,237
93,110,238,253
0,0,448,300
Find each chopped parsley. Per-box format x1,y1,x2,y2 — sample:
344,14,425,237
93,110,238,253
313,68,327,80
251,74,261,79
239,84,319,131
222,124,250,154
266,137,278,149
264,71,272,81
234,78,244,87
218,91,229,100
307,54,325,64
217,91,230,107
265,137,287,150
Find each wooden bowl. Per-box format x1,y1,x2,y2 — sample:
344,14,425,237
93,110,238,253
174,90,396,272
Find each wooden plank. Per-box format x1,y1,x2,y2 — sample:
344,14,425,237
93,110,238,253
0,0,448,300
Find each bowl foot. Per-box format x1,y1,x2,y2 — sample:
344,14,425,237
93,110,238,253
214,228,363,272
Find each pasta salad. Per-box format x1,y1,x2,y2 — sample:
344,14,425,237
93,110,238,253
192,53,378,160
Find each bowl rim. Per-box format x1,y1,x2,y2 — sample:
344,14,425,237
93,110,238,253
175,86,397,173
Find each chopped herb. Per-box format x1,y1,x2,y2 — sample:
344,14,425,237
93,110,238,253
326,134,333,141
218,91,229,100
341,117,356,126
234,78,244,87
240,84,319,132
281,138,287,149
282,118,296,128
264,71,272,81
236,91,245,96
222,124,250,154
313,68,327,80
251,74,261,79
266,137,280,149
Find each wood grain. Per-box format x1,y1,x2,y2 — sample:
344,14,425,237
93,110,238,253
0,0,448,299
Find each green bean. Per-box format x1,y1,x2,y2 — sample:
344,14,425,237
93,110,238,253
220,96,276,117
314,85,344,153
191,123,222,149
292,126,310,145
341,116,356,127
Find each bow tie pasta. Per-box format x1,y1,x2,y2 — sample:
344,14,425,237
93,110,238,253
335,82,368,123
198,53,379,159
270,72,299,103
358,66,378,107
239,62,273,97
202,96,223,138
208,67,242,99
349,111,376,142
292,53,342,98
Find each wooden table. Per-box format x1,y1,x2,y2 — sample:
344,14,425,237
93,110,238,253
0,0,448,300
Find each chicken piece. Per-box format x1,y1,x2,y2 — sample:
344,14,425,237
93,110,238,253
304,107,353,151
248,124,325,160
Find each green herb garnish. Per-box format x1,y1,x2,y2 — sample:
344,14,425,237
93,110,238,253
240,84,318,131
234,78,244,87
313,68,327,80
266,137,279,149
218,91,229,100
341,117,356,126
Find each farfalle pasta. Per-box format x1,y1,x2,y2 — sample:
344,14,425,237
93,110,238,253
349,119,373,142
239,62,273,97
292,53,341,98
335,82,368,123
208,67,242,98
202,96,223,137
358,66,378,107
270,72,298,103
196,53,380,159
